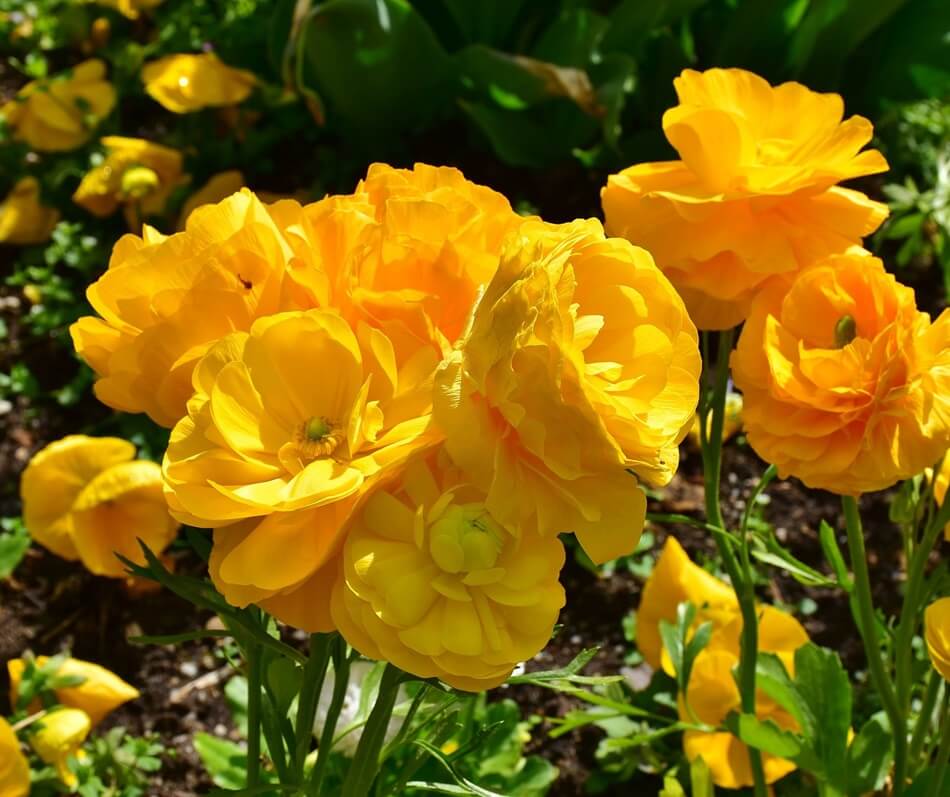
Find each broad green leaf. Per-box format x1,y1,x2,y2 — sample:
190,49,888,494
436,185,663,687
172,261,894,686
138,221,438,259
532,8,609,68
0,518,30,580
723,712,804,759
193,732,250,790
754,653,816,739
845,712,893,796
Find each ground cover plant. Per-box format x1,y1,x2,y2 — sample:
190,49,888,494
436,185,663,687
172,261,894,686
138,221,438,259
1,1,950,795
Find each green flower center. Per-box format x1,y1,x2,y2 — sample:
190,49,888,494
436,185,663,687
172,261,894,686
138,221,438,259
834,314,857,348
120,165,160,199
429,504,503,573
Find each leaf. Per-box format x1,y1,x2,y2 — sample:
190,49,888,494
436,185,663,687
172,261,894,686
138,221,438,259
193,733,249,790
506,648,597,684
723,712,804,759
754,653,816,740
689,755,715,797
819,521,853,591
750,549,837,588
0,518,30,580
845,712,893,796
265,656,301,716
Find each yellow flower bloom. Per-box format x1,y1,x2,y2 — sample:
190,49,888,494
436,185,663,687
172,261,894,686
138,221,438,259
1,59,116,152
687,391,743,448
434,219,700,563
925,597,950,681
732,253,950,494
0,717,29,797
73,136,187,228
602,68,888,330
20,435,179,577
8,655,139,726
29,708,90,786
0,177,60,245
931,457,950,541
331,449,565,690
142,53,257,113
93,0,163,19
70,189,294,427
178,170,245,228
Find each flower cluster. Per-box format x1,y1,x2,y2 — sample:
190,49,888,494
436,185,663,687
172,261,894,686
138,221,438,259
637,537,809,789
602,67,888,330
72,163,702,689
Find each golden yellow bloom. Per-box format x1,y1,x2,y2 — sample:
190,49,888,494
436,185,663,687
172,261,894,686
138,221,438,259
1,59,116,151
8,655,139,726
331,449,565,690
925,597,950,681
93,0,163,19
602,68,888,330
931,457,950,541
29,708,90,786
434,219,700,563
681,647,800,789
0,177,59,245
20,435,179,577
70,190,294,426
0,717,29,797
732,253,950,494
142,53,257,113
73,136,187,228
178,170,244,228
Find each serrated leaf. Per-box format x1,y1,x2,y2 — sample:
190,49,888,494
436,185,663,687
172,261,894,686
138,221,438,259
845,712,892,796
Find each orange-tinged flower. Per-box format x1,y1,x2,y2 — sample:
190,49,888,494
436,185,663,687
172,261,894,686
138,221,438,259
178,170,245,228
602,68,888,329
20,435,179,577
70,190,294,427
434,219,700,563
142,53,257,113
925,597,950,681
28,708,90,786
732,253,950,494
331,449,565,690
0,717,29,797
8,655,139,726
73,136,187,228
0,176,59,245
1,59,116,151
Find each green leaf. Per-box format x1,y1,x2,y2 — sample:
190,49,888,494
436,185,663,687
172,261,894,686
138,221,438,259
845,712,893,796
723,712,804,759
754,653,816,740
193,733,250,790
265,655,301,716
689,755,715,797
297,0,454,142
819,521,853,591
506,648,597,684
0,518,30,580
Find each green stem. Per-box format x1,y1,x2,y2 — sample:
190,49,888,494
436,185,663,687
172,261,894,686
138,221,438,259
702,328,767,797
842,496,907,796
341,664,402,797
909,670,942,768
293,634,333,784
928,701,950,797
309,640,351,793
246,642,263,788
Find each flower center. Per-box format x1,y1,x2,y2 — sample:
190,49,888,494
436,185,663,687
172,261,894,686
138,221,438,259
120,166,159,200
429,504,503,574
295,415,343,459
834,314,857,348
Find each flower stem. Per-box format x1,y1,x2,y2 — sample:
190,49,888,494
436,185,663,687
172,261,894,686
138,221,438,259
909,670,942,768
841,495,907,796
293,634,332,784
702,328,767,797
309,638,351,793
341,663,402,797
928,699,950,797
246,640,262,788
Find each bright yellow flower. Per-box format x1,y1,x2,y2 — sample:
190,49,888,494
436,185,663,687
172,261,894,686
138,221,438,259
20,435,179,577
925,597,950,681
732,253,950,494
0,177,60,245
434,219,700,564
93,0,163,19
142,53,257,114
178,170,245,228
1,59,116,151
70,190,294,427
8,655,139,726
931,457,950,541
0,717,29,797
28,708,91,786
72,136,187,228
602,67,888,330
331,449,565,691
687,391,743,448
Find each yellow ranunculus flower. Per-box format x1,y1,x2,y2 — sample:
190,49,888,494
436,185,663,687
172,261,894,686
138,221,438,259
8,655,139,726
602,68,888,330
93,0,163,19
331,449,566,691
28,708,91,786
20,435,179,577
0,717,29,797
142,53,257,113
434,219,700,564
0,177,60,245
70,190,294,427
1,59,116,152
732,253,950,495
72,136,187,228
925,597,950,681
178,170,245,228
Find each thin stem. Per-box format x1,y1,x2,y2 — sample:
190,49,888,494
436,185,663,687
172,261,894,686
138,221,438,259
909,670,942,768
293,634,332,783
702,328,767,797
928,700,950,797
309,640,352,793
341,664,402,797
842,496,907,796
246,642,263,788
